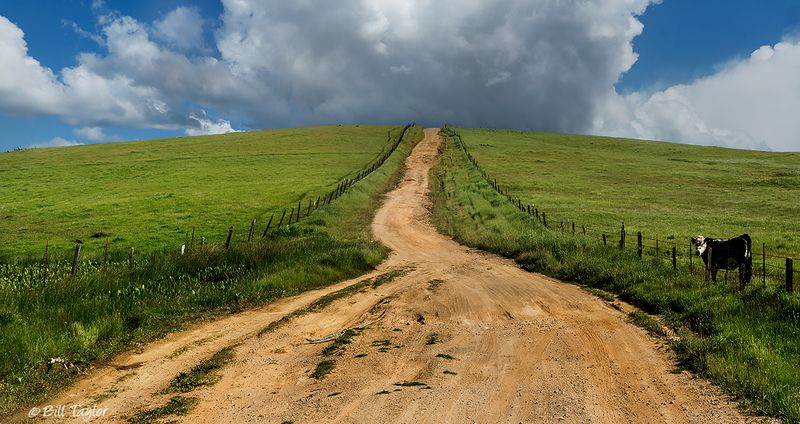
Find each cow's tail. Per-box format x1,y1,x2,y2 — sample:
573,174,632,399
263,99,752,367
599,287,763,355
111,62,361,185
741,234,752,260
742,233,753,283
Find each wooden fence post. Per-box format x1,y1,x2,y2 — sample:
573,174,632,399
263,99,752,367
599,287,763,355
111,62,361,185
762,243,766,288
672,247,677,269
307,199,312,216
620,223,626,250
602,234,607,246
43,239,49,276
70,241,82,277
582,225,586,236
637,232,643,258
225,226,234,249
248,218,256,242
288,208,294,225
277,208,286,228
543,213,547,228
297,202,301,222
572,222,575,236
315,195,321,210
787,258,793,293
262,213,275,237
129,247,135,270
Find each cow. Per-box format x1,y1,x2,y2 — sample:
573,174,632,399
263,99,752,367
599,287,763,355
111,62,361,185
691,234,753,286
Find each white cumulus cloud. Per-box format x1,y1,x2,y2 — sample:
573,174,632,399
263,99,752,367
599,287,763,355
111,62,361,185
29,137,83,149
73,126,110,141
186,113,239,136
596,40,800,151
153,6,205,52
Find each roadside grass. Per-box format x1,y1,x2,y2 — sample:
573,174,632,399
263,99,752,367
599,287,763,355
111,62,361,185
430,128,800,421
0,125,423,416
581,286,616,302
164,346,236,393
627,311,667,338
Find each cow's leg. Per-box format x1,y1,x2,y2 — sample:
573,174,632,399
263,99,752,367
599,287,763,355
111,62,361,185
744,259,753,284
711,269,718,283
738,267,745,291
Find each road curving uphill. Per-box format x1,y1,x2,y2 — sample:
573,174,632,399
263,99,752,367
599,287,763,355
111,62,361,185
20,129,760,423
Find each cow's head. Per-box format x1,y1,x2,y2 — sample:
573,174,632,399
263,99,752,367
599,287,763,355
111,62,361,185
691,236,707,256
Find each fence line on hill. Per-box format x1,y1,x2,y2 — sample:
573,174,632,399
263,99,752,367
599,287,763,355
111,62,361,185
442,126,796,294
3,123,416,277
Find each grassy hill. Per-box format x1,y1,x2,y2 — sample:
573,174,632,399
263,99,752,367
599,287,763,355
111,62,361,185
0,125,395,259
455,128,800,280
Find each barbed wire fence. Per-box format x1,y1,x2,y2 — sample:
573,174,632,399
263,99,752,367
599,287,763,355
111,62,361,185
442,126,796,294
2,124,416,279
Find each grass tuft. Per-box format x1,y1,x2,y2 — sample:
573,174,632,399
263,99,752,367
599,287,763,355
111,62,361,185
322,329,359,356
127,396,198,424
394,381,426,387
164,346,236,393
310,360,336,380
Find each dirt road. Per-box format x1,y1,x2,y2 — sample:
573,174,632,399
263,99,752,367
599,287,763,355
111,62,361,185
26,129,757,423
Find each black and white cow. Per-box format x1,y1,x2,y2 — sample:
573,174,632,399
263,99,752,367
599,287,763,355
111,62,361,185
691,234,753,285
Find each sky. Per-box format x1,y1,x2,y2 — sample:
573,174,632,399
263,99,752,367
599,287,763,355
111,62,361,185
0,1,799,152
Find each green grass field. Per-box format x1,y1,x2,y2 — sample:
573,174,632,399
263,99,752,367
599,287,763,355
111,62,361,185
456,128,800,264
0,125,396,259
0,125,423,416
431,128,800,421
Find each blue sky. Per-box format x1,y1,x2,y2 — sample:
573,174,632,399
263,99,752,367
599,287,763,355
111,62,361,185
1,1,799,151
619,0,800,93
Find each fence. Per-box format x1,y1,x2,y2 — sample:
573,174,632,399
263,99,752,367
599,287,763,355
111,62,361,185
5,124,416,276
442,126,797,294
